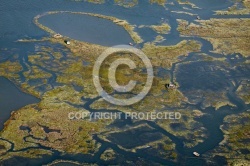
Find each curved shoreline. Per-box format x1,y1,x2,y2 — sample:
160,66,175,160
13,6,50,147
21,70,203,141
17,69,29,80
34,11,143,44
45,159,82,166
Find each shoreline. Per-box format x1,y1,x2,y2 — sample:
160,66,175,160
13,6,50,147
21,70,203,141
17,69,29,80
34,11,143,44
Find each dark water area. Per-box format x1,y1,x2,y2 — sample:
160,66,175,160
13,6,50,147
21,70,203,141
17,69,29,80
107,126,162,149
0,77,40,130
175,61,230,91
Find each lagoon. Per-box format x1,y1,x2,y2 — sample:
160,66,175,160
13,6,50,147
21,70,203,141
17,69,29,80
39,13,133,46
